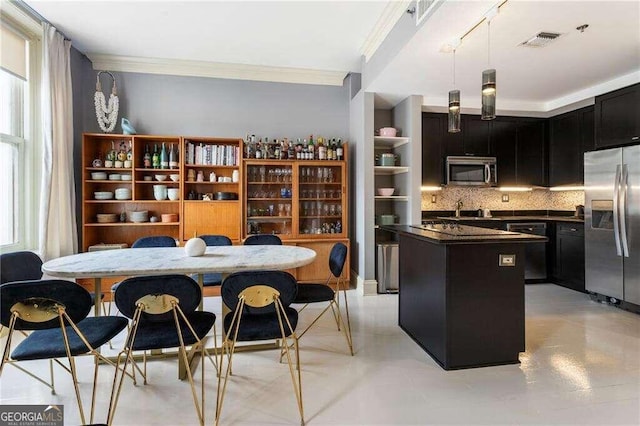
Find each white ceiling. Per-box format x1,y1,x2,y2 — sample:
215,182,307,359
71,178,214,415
370,0,640,111
26,0,640,113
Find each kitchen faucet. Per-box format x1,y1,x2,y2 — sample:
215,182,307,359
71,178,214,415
455,199,463,218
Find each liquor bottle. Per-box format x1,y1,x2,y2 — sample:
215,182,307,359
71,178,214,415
326,138,333,160
143,144,151,168
336,139,344,161
169,144,178,169
125,141,133,167
318,137,327,160
107,141,116,164
160,142,169,169
307,135,315,160
255,138,262,159
152,144,160,169
117,141,127,162
274,140,281,160
287,139,295,159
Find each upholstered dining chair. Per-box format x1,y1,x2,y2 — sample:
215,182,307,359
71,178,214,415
192,235,232,287
107,274,217,426
0,251,107,315
243,234,282,245
293,242,353,355
110,236,177,313
0,279,128,425
216,270,303,426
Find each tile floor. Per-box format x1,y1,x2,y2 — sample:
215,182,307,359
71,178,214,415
1,284,639,425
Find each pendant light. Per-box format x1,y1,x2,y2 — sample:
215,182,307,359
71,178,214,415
448,48,461,133
481,14,497,120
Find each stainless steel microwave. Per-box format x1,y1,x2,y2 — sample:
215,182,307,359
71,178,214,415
446,156,497,186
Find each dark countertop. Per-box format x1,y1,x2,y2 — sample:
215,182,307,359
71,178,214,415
381,224,548,245
437,215,584,223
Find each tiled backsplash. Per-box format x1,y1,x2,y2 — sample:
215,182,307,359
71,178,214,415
421,187,585,212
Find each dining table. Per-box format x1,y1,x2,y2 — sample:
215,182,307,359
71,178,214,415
43,245,317,315
42,245,317,378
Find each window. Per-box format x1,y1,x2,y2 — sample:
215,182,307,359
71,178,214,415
1,13,41,251
0,66,26,246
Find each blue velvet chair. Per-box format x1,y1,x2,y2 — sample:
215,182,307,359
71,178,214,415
193,235,232,287
242,234,282,245
0,251,107,315
0,279,128,425
293,242,353,355
107,274,217,426
216,270,303,425
110,236,177,312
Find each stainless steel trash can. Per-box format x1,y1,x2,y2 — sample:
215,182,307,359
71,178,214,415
377,243,399,293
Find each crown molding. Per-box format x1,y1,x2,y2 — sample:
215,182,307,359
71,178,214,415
544,70,640,112
360,0,412,62
87,54,348,86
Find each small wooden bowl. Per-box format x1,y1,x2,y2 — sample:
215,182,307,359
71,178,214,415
161,213,178,223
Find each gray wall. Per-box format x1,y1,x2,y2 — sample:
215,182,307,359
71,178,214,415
83,71,350,139
71,60,352,246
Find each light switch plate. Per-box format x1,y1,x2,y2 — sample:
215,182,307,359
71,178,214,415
499,254,516,266
502,194,509,202
431,194,437,203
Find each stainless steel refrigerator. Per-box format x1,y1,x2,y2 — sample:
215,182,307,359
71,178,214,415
584,145,640,307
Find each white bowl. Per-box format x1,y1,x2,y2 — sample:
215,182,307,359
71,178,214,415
91,172,107,180
128,211,148,223
94,191,113,200
169,174,180,182
379,127,397,137
108,174,121,181
377,187,395,196
120,174,132,181
114,188,131,200
155,175,168,182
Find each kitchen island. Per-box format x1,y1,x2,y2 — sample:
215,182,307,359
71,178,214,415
382,223,547,370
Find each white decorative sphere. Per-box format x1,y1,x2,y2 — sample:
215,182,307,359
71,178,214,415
185,237,206,257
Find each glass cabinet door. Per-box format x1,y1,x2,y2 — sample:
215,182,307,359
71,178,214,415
297,164,344,236
245,162,293,236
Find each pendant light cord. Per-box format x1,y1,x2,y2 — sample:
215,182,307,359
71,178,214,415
452,49,456,87
487,20,491,66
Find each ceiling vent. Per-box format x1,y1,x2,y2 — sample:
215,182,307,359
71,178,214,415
415,0,442,25
520,31,562,47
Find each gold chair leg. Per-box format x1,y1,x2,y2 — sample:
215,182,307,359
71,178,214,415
275,299,304,424
216,301,244,426
107,307,143,425
58,312,86,425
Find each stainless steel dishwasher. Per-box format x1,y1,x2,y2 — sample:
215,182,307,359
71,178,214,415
506,223,547,282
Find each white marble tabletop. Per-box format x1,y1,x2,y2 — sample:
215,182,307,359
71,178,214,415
42,245,317,279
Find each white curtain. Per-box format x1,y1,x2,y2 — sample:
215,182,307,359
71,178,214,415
39,23,77,260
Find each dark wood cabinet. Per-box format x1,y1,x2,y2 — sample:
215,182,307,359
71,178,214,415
595,83,640,149
517,120,547,187
554,223,585,292
549,106,594,186
422,114,444,185
462,116,491,156
422,113,546,186
490,119,517,185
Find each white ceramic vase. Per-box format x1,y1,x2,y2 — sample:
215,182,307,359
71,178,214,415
185,237,206,257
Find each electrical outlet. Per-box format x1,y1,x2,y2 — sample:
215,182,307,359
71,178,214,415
499,254,516,267
502,194,509,202
431,194,437,203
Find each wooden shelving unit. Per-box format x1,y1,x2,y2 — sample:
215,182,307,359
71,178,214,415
81,133,350,283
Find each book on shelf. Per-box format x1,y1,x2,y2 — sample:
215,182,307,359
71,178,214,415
185,142,240,166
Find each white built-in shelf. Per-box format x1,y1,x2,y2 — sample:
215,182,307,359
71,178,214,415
374,196,409,201
374,166,409,175
373,136,410,149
